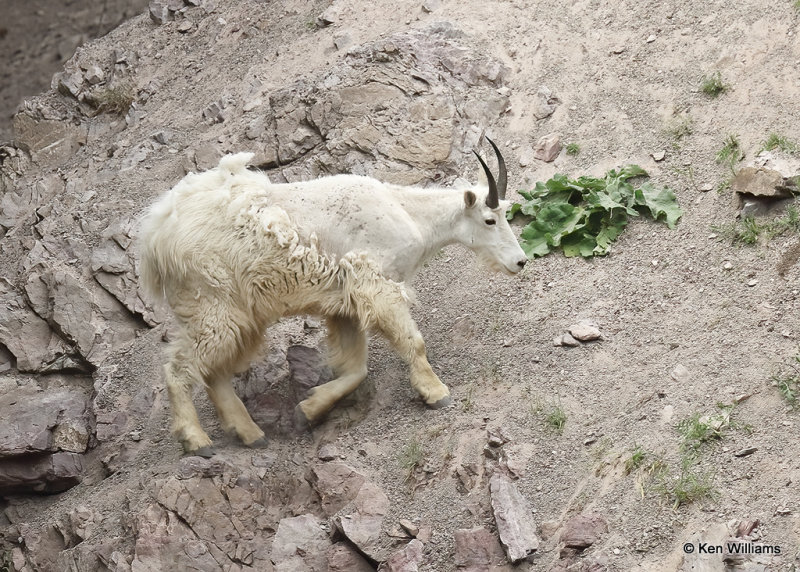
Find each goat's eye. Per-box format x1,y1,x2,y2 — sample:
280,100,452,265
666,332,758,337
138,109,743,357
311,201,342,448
485,219,496,225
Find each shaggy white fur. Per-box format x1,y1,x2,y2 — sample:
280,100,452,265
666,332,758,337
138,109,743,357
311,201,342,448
139,152,525,455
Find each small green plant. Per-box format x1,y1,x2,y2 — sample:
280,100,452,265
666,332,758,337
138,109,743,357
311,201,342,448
773,352,800,408
462,382,475,412
89,84,136,115
700,71,729,98
546,405,567,433
0,550,12,572
625,444,648,474
529,397,567,434
508,165,682,258
713,205,800,246
661,455,717,508
678,403,737,451
761,132,798,155
398,435,425,482
566,143,581,156
716,134,742,175
776,374,799,407
665,115,693,141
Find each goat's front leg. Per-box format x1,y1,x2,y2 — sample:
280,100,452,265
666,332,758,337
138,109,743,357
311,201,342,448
371,297,451,409
296,315,368,424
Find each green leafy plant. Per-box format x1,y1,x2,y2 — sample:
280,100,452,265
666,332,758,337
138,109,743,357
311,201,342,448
566,143,581,156
508,165,682,258
700,71,728,97
761,132,798,154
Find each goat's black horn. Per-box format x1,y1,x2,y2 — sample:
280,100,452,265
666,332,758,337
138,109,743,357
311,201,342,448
484,136,507,201
473,150,499,209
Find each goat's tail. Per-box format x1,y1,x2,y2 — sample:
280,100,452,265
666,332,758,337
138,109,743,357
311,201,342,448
138,202,171,301
218,152,255,178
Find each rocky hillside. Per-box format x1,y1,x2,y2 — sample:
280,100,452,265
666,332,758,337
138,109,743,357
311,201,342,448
1,0,800,570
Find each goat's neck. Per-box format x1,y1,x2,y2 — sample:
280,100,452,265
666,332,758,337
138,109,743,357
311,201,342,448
398,187,466,264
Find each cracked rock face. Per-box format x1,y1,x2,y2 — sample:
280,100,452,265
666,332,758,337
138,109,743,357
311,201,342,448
0,0,512,566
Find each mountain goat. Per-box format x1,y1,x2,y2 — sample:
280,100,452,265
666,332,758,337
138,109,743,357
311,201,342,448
139,139,527,456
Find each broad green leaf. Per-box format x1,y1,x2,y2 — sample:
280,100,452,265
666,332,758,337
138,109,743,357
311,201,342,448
562,232,598,257
635,182,683,228
507,202,522,220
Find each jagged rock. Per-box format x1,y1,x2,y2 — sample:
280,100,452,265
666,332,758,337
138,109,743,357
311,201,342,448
309,461,368,515
148,1,172,24
272,514,332,571
378,539,424,571
11,112,87,167
0,451,83,494
734,166,799,217
489,473,539,562
454,527,508,570
0,279,81,372
532,86,560,119
131,503,221,571
328,542,375,571
335,481,391,561
560,513,608,550
533,133,562,162
0,385,92,458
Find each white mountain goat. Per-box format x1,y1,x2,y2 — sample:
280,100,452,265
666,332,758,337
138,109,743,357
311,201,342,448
139,139,527,456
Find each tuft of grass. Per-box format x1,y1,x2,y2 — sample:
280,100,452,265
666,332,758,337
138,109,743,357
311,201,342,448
773,352,800,408
700,71,729,98
664,455,717,509
398,435,425,482
566,143,581,156
546,404,567,434
716,134,742,175
530,397,567,434
89,84,136,115
462,382,475,412
665,115,693,141
712,206,800,247
761,132,798,155
677,403,738,452
625,444,648,475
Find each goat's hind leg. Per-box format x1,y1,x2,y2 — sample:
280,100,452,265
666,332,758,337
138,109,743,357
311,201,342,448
164,348,216,457
203,334,266,448
296,315,368,425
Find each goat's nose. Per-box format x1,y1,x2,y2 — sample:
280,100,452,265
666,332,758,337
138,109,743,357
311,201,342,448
517,258,527,268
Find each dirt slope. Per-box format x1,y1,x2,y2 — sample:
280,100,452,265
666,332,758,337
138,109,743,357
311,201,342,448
1,0,799,570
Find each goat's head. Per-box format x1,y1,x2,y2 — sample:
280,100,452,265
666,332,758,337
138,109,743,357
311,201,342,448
458,138,528,275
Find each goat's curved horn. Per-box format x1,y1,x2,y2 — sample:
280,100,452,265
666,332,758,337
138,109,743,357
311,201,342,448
485,137,507,201
472,150,499,209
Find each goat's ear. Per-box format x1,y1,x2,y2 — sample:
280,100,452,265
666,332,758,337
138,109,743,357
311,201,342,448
464,190,477,208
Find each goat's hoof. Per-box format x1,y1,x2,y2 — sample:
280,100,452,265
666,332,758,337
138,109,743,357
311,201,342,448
427,395,452,409
294,404,312,431
185,445,216,458
245,437,268,449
